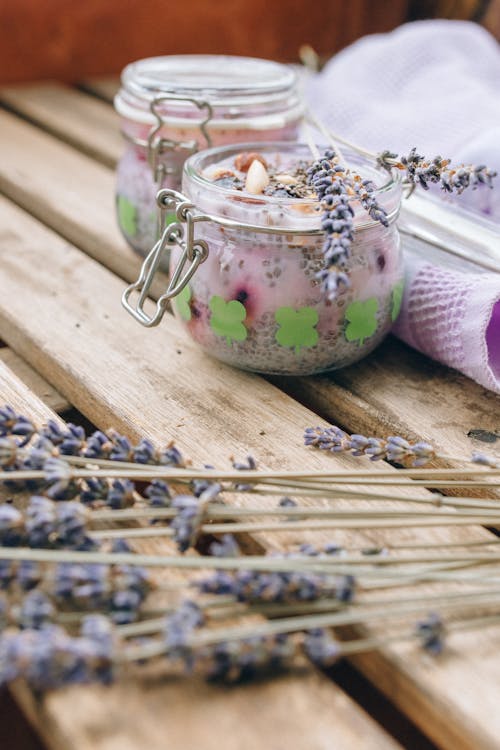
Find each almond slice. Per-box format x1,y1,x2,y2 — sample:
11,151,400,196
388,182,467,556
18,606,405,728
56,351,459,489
275,173,298,185
245,159,270,194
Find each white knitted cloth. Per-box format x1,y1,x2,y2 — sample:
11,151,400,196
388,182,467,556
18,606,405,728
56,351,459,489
305,20,500,392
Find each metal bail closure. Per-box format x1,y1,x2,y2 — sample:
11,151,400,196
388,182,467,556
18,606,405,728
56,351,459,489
121,189,209,328
147,95,213,185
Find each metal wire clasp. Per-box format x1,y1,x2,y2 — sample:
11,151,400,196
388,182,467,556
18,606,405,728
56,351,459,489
147,95,213,185
121,189,209,327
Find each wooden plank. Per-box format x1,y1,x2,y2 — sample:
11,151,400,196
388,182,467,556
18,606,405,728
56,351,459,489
80,78,119,104
272,336,500,468
0,198,499,750
0,109,166,298
0,83,122,168
0,348,69,413
0,342,402,750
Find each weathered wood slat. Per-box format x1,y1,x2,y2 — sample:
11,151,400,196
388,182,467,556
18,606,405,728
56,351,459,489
0,348,69,413
273,337,500,467
0,83,122,168
0,197,499,750
0,109,166,298
80,78,119,104
0,342,402,750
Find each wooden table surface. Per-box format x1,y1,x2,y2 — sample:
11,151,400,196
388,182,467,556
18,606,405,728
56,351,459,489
0,80,499,750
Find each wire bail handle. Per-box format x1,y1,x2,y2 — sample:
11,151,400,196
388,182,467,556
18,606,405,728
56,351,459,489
121,189,209,328
147,95,213,185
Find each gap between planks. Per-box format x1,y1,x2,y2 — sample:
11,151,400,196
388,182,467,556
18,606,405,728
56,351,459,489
0,361,402,750
0,196,499,750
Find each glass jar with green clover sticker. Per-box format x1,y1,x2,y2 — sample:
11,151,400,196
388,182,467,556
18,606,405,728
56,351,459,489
114,55,303,260
122,142,404,375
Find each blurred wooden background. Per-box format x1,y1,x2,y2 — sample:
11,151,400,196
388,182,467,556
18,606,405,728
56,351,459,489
1,0,499,85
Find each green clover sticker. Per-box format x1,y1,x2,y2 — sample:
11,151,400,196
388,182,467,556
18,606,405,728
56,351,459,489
176,285,192,322
117,195,137,237
275,306,319,355
209,296,247,345
344,298,379,346
391,279,405,322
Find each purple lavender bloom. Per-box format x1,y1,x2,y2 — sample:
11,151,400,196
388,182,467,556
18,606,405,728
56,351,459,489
416,612,444,656
44,457,78,500
0,631,22,686
0,504,24,547
0,405,35,447
159,443,186,467
278,496,297,508
80,477,109,505
55,501,89,548
0,437,18,469
171,495,202,553
335,575,356,603
209,534,241,558
19,590,55,630
145,480,172,507
108,431,133,462
0,560,15,590
18,561,42,591
303,628,341,667
106,479,135,509
165,600,204,670
471,451,499,468
25,496,55,548
132,438,156,464
204,634,294,683
83,430,112,459
79,614,115,684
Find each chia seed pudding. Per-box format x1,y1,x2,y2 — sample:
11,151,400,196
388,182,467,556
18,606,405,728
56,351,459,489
114,56,303,257
168,142,403,376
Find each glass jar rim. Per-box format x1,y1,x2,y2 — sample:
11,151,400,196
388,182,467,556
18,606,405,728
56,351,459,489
115,55,303,127
183,141,402,231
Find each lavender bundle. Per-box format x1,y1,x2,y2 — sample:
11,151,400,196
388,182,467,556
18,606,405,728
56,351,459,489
303,117,497,301
0,405,499,692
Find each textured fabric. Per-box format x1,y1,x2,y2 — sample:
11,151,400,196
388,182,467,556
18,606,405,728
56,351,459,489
305,20,500,393
393,255,500,392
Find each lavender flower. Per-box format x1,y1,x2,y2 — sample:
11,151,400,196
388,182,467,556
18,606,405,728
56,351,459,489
303,628,341,667
0,405,35,447
202,634,294,682
165,599,204,670
471,451,499,469
0,504,24,546
197,568,352,605
378,148,496,194
209,534,241,558
19,590,55,630
307,149,388,301
416,612,445,655
106,479,135,509
145,479,172,508
304,425,437,467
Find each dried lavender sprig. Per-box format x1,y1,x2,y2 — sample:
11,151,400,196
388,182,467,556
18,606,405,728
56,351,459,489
377,148,497,194
304,425,438,467
0,614,116,689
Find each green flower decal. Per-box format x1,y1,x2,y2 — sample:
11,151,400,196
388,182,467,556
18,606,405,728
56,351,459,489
344,298,379,346
275,306,319,354
176,285,192,322
117,195,137,237
391,279,405,322
209,296,247,345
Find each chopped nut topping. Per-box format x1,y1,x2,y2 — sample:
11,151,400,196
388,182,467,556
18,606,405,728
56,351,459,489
245,159,270,194
234,152,268,172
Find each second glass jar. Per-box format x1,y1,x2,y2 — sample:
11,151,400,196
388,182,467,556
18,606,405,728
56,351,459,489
114,55,304,257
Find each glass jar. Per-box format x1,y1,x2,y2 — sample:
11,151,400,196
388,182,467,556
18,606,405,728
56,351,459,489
114,55,303,257
122,142,403,376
